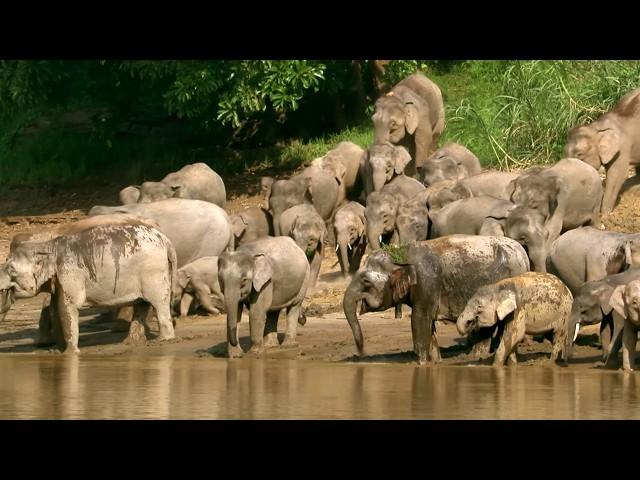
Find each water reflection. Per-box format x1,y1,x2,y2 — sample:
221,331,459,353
0,356,638,419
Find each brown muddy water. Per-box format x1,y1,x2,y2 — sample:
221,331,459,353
0,355,638,419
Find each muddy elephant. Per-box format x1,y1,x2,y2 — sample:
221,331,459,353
279,204,326,289
362,143,413,196
549,227,640,293
420,143,482,186
457,272,573,366
566,267,640,367
366,175,426,251
311,141,365,205
230,207,273,248
609,280,640,371
343,235,531,363
134,163,226,207
89,198,234,267
508,158,603,244
2,214,162,346
119,185,141,205
565,88,640,214
372,72,445,177
263,168,339,237
333,202,367,279
218,236,310,357
0,223,177,353
173,256,225,317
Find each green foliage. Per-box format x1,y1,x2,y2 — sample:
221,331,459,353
382,244,409,264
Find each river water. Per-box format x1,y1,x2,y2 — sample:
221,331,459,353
0,355,637,419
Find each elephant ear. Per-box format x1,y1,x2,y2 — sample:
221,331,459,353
404,102,419,135
231,215,248,238
596,285,615,316
389,265,417,303
609,285,627,318
597,128,621,165
333,161,347,185
505,178,518,201
496,289,517,321
393,146,412,175
252,254,273,292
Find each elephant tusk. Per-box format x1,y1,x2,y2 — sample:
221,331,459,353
335,244,340,252
379,235,382,245
573,323,580,342
348,243,352,251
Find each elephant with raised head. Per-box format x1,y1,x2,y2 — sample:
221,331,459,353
420,143,482,186
311,141,365,205
565,88,640,214
333,202,367,279
343,235,530,363
457,272,573,366
549,227,640,293
372,72,445,177
217,236,310,358
135,163,226,207
566,267,640,367
0,223,177,353
279,203,326,289
609,280,640,371
362,143,413,196
507,158,602,245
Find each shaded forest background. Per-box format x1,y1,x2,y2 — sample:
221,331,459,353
0,59,638,186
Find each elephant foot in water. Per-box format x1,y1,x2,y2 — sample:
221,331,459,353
227,344,244,358
263,332,280,348
281,335,299,349
123,320,147,345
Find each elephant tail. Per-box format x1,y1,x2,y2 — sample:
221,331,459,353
167,242,178,313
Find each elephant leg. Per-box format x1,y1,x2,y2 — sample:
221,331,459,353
602,157,630,214
429,332,441,363
412,120,434,174
57,294,80,354
36,294,55,347
395,304,403,319
309,252,322,290
248,291,271,354
604,313,624,368
283,303,302,348
469,326,495,359
263,310,280,348
179,293,194,317
192,279,220,315
410,303,430,364
493,339,508,367
622,319,637,372
507,351,518,366
124,303,150,345
600,319,612,354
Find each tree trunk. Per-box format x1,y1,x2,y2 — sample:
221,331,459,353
369,60,391,98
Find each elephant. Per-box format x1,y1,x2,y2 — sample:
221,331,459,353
218,236,310,358
230,207,273,248
333,202,367,279
262,168,339,236
429,195,511,237
566,267,640,367
479,204,551,273
420,143,482,186
565,88,640,214
609,280,640,371
366,174,427,251
119,185,141,205
343,235,531,363
2,214,162,346
89,198,234,268
362,143,412,196
279,204,326,289
456,272,573,366
311,141,365,205
372,72,445,177
260,177,274,210
396,192,429,245
549,227,640,293
426,171,520,211
135,162,226,207
508,158,603,244
173,256,225,317
0,223,177,353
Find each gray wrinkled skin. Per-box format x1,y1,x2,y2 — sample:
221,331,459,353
333,201,367,278
421,143,482,186
230,207,273,248
174,256,225,317
312,141,365,205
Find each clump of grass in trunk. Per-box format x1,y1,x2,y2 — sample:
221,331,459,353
382,244,409,264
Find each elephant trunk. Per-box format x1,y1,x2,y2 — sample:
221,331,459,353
339,241,351,279
0,288,14,321
224,291,242,347
343,279,365,356
528,245,548,273
374,123,390,146
372,171,388,193
367,224,382,251
565,312,580,363
272,212,281,236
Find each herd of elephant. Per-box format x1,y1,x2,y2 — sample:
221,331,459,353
2,71,640,370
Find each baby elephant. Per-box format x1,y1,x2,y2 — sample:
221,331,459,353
333,202,367,278
173,256,225,317
609,280,640,371
457,272,573,366
230,207,273,248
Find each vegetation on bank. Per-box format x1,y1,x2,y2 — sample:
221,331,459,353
0,60,638,186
